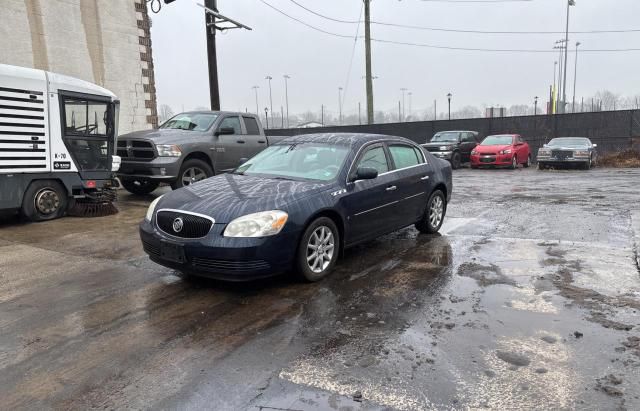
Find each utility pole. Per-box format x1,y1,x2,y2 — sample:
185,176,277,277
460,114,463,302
251,85,259,116
408,92,412,120
572,41,581,113
554,40,566,112
265,76,273,126
434,100,437,120
283,74,290,128
281,106,284,128
562,0,576,113
364,0,374,124
534,96,538,115
552,61,558,114
398,101,401,123
201,1,251,110
358,102,361,125
400,88,407,121
321,104,324,126
447,93,452,120
338,87,343,125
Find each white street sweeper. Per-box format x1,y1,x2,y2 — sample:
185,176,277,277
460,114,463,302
0,64,121,221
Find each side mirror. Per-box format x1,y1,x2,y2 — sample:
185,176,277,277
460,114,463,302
592,144,598,148
215,127,235,136
352,167,378,182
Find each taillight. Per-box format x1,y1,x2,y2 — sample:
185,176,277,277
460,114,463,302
85,180,97,188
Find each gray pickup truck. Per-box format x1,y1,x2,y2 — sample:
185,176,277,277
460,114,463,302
116,111,285,194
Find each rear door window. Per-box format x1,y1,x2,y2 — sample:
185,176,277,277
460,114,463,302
389,144,422,169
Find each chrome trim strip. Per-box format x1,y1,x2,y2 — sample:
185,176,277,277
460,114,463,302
354,200,399,216
155,208,216,239
404,192,425,200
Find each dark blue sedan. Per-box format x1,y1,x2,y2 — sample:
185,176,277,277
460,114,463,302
140,133,453,281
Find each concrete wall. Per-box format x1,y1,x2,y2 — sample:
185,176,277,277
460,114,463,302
267,110,640,158
0,0,158,134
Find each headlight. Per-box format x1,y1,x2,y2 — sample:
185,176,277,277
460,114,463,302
157,144,182,157
224,210,288,238
111,155,121,172
574,150,590,157
538,149,550,155
471,150,478,155
499,149,512,155
145,195,163,222
439,146,451,151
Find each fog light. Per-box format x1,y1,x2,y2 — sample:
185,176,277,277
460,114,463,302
160,168,167,176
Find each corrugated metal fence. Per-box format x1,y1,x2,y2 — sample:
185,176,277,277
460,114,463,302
266,110,640,159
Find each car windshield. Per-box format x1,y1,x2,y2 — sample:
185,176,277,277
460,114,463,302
234,142,350,181
160,113,219,131
547,138,591,148
481,135,513,146
431,132,459,142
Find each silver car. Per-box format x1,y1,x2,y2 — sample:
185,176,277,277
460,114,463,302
537,137,598,170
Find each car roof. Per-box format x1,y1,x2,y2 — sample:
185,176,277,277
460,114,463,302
181,110,255,116
278,133,418,147
435,130,478,133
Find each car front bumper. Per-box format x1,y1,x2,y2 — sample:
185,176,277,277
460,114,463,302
429,151,453,160
537,156,590,166
470,154,514,167
117,157,182,181
139,219,298,281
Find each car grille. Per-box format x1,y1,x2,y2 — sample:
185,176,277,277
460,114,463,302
480,156,496,163
156,210,213,238
117,139,156,161
552,150,573,160
191,257,271,272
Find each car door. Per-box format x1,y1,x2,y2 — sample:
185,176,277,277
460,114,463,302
515,135,528,161
241,115,266,160
342,144,399,245
386,143,432,228
213,115,244,173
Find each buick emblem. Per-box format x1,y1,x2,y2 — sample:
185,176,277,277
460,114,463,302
172,217,184,233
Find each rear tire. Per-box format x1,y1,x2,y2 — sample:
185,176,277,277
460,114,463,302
295,217,340,282
121,179,159,195
450,152,462,170
415,190,446,234
21,180,68,222
171,159,214,190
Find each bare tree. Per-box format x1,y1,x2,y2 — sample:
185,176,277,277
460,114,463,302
508,104,531,117
454,106,482,119
593,90,620,111
158,104,174,124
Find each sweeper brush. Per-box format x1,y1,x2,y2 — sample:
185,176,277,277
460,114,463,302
67,188,119,218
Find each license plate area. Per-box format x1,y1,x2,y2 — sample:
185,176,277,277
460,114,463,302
160,240,185,263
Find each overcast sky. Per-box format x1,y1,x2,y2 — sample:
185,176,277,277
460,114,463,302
150,0,640,119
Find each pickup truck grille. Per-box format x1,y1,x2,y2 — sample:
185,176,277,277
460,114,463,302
117,139,156,161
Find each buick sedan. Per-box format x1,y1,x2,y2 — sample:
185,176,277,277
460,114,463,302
140,133,453,282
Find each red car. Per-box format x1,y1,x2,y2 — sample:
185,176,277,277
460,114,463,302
470,134,531,169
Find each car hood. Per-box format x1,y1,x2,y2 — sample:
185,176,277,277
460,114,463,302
118,128,205,145
156,173,332,223
423,142,457,148
475,144,511,153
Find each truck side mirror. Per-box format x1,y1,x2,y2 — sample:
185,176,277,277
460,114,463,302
215,127,235,136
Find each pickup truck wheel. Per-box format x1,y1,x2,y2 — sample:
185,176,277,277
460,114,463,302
172,159,213,190
121,179,159,195
21,180,68,222
450,152,461,170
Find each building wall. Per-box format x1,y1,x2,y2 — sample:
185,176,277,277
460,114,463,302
0,0,157,134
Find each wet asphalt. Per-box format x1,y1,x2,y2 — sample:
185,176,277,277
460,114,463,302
1,167,639,410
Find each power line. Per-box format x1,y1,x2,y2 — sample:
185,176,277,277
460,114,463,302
261,1,640,53
285,0,640,35
341,4,363,110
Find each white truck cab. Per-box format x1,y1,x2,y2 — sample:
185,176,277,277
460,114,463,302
0,64,121,221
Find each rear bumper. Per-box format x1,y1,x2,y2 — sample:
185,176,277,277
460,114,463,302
117,157,181,181
139,219,298,281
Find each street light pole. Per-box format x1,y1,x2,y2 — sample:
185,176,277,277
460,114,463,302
552,61,558,113
251,85,259,116
264,107,269,129
562,0,576,112
400,88,407,121
338,87,343,125
408,92,412,120
534,96,538,115
283,75,290,128
572,41,581,113
447,93,452,120
265,75,273,126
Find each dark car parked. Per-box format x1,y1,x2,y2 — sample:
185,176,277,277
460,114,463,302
421,131,480,170
140,133,453,282
537,137,598,170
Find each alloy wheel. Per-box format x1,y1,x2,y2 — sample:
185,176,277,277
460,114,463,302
34,188,60,216
181,167,207,186
429,195,444,228
306,226,335,273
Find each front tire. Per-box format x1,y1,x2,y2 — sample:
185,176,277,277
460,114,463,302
171,159,214,190
295,217,340,282
121,179,159,195
416,190,446,234
511,155,518,169
450,152,462,170
21,180,68,222
524,155,531,168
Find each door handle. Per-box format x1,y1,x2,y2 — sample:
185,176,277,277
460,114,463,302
420,175,430,180
386,185,397,191
237,140,245,144
258,140,266,144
